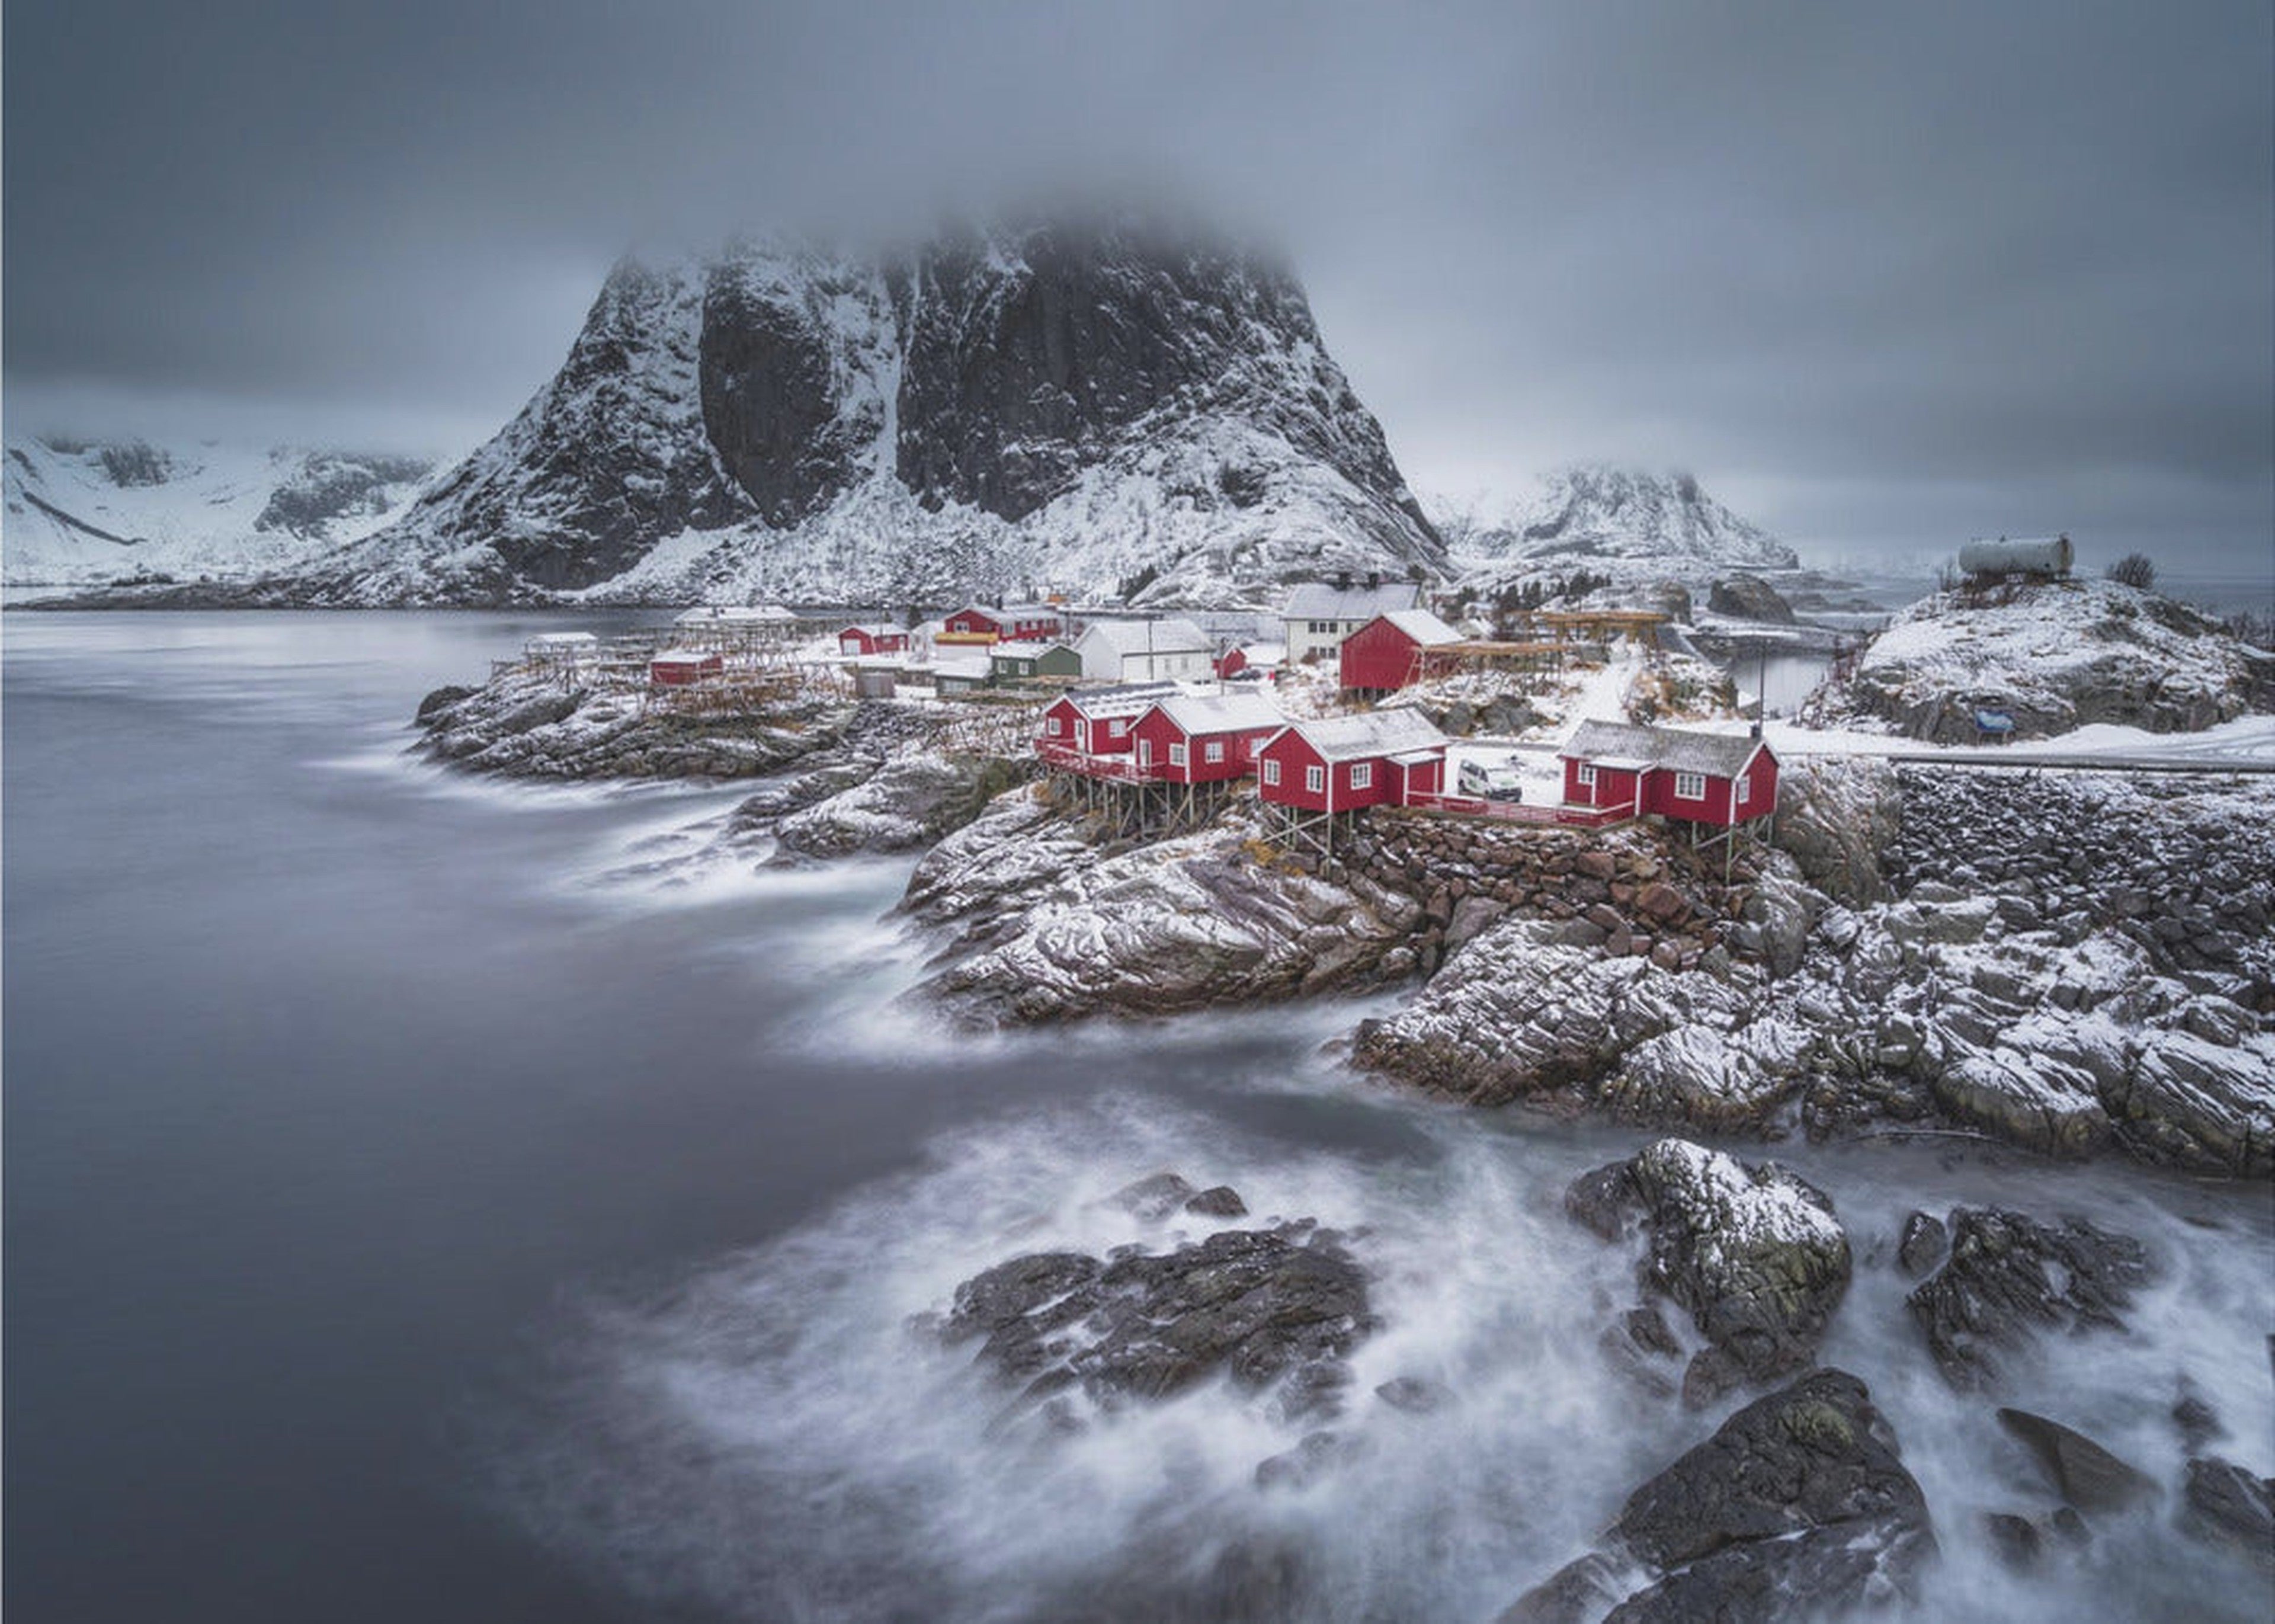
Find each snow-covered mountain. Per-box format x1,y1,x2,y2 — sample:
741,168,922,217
261,222,1444,608
3,437,435,588
1434,465,1799,588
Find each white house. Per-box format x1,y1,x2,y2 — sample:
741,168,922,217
1280,581,1425,664
1072,617,1215,683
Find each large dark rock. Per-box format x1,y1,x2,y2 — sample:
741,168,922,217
1568,1140,1853,1404
1505,1369,1936,1622
940,1222,1374,1424
1995,1408,2159,1513
2178,1456,2275,1568
1707,574,1797,624
1906,1207,2151,1388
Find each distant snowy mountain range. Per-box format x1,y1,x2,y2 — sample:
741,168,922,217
6,223,1809,608
4,437,434,588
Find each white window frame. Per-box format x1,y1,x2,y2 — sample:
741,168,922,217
1305,764,1325,793
1204,739,1225,763
1577,763,1597,788
1138,739,1153,767
1109,718,1127,738
1049,715,1063,736
1350,761,1373,790
1169,742,1188,768
1263,758,1281,787
1735,774,1750,806
1674,770,1706,800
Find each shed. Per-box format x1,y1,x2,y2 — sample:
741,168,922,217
931,655,995,696
649,648,725,686
1338,610,1466,695
990,640,1085,683
1255,709,1449,813
1215,640,1286,680
838,623,912,657
1072,617,1215,683
1560,720,1777,827
1129,691,1286,783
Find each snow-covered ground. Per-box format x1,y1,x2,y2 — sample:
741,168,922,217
1710,713,2275,768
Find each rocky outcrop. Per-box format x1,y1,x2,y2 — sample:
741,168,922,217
1996,1408,2159,1513
770,751,1037,860
1707,574,1797,624
903,799,1427,1026
1905,1207,2151,1388
1504,1369,1934,1622
936,1208,1373,1430
1773,756,1901,906
415,668,861,780
1808,576,2275,742
1568,1141,1852,1405
2179,1457,2275,1568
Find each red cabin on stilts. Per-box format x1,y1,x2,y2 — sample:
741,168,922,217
1559,720,1778,826
1127,692,1285,783
649,648,725,686
1255,710,1449,815
1338,610,1466,696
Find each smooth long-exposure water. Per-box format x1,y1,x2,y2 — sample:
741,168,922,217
5,613,2270,1622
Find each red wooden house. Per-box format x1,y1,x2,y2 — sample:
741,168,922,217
838,622,912,657
939,602,1066,646
1213,640,1286,680
649,648,725,686
1560,720,1777,826
1128,693,1286,783
1339,610,1466,696
1036,681,1181,765
1256,710,1449,813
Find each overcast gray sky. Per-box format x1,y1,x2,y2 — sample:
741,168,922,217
7,0,2271,575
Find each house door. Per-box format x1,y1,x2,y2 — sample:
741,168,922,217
1138,739,1153,768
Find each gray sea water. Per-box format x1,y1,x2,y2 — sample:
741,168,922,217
5,611,2270,1622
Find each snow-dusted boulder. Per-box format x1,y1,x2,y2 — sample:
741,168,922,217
770,749,1036,860
1567,1140,1852,1405
1905,1207,2151,1389
1773,756,1901,906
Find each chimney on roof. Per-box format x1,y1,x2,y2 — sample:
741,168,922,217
1367,571,1381,590
1333,569,1352,591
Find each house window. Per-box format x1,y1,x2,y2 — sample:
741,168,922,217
1263,758,1281,786
1205,740,1225,763
1305,764,1325,793
1736,774,1750,806
1110,719,1127,738
1577,763,1597,787
1139,740,1153,767
1049,715,1063,736
1350,762,1372,790
1675,771,1706,800
1169,742,1188,767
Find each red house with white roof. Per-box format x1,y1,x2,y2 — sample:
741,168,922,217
940,602,1065,646
1037,682,1181,765
1128,692,1285,784
838,623,912,657
1561,720,1777,827
1256,710,1449,813
1339,610,1467,695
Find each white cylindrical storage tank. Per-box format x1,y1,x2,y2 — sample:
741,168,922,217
1958,535,2072,577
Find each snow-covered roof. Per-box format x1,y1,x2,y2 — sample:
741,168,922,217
1275,709,1448,762
651,646,719,664
934,655,993,679
526,630,598,648
1374,608,1464,646
1053,680,1181,718
954,601,1062,622
990,639,1066,660
1563,719,1763,777
1077,617,1213,656
1233,641,1287,664
839,622,903,638
1146,691,1286,735
677,604,792,624
1282,582,1422,621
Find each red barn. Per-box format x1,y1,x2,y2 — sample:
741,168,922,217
1129,693,1286,784
838,623,912,657
1036,681,1181,765
1256,710,1449,813
649,648,725,686
940,601,1065,646
1560,720,1777,826
1214,640,1286,681
1339,610,1466,696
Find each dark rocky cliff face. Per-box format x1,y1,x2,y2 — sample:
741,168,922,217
300,219,1443,604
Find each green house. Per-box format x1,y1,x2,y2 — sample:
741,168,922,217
990,640,1084,684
